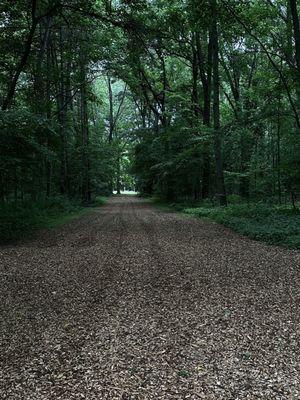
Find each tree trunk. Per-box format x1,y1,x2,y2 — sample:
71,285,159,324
45,25,52,197
195,31,212,199
116,155,121,194
191,38,200,119
277,94,282,203
289,0,300,124
211,0,227,206
56,28,69,196
80,44,91,204
289,0,300,75
108,76,114,143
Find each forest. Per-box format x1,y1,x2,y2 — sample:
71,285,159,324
2,2,300,398
1,0,300,244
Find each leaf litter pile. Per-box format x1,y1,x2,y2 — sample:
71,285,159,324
1,196,300,399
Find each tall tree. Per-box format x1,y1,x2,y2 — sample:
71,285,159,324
211,0,227,206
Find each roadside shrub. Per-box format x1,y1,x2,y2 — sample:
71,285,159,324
183,202,300,249
0,197,83,243
227,194,243,204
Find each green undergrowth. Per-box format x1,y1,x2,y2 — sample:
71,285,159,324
150,196,199,211
0,196,107,244
152,197,300,249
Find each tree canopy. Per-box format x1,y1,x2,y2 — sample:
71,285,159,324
1,0,300,206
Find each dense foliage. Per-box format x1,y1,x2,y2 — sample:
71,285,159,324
1,0,300,240
184,202,300,248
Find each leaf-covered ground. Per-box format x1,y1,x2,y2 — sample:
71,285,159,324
1,196,300,399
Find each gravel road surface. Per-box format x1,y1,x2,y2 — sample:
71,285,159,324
1,196,300,399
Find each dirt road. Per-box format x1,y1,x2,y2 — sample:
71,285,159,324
1,196,300,399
